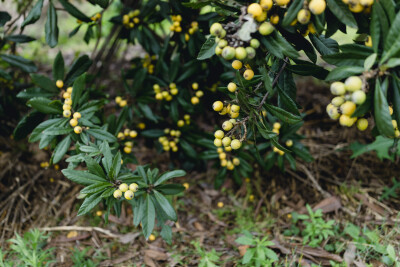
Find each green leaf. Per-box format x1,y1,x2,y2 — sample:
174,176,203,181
53,52,64,81
85,157,106,179
326,0,357,28
381,12,400,64
325,66,364,81
109,151,122,180
0,54,37,73
100,141,113,174
282,0,304,26
59,0,91,22
265,104,302,124
138,103,158,122
350,136,396,160
4,34,35,43
235,236,255,246
256,123,277,140
374,81,395,137
77,192,103,216
364,53,377,70
137,166,148,184
71,74,85,109
133,196,144,226
160,224,172,245
370,3,381,53
154,170,186,186
62,169,107,185
197,36,217,60
21,0,44,28
261,36,284,58
155,184,185,195
43,126,73,135
277,85,300,115
45,2,59,48
0,11,11,27
30,74,58,93
13,111,44,141
141,129,164,138
309,34,339,56
142,195,156,239
273,31,299,59
64,55,92,85
153,190,177,221
27,97,62,114
80,182,111,194
52,135,71,163
179,139,197,158
87,128,117,142
29,118,64,142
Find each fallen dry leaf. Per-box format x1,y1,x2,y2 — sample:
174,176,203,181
144,249,168,261
238,245,249,256
66,230,78,238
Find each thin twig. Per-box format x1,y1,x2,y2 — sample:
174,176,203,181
39,226,122,238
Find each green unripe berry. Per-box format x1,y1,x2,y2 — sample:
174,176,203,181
259,22,274,35
351,90,366,105
345,76,362,92
218,39,228,48
330,82,346,95
326,103,340,120
331,96,345,107
222,46,235,60
250,39,260,49
245,47,256,59
356,118,368,131
210,23,223,36
235,47,247,60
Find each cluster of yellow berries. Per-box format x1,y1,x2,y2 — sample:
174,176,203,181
113,182,139,200
213,127,242,150
184,21,199,41
115,96,128,107
90,13,101,22
391,116,400,138
58,80,83,134
169,15,183,32
142,54,156,74
343,0,374,13
154,83,178,101
117,129,138,154
190,82,203,105
326,76,368,131
217,147,240,170
122,9,140,29
158,129,181,152
177,114,191,127
213,99,241,119
272,122,281,135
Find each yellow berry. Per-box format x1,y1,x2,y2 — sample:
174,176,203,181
213,101,224,112
217,202,224,208
67,87,73,94
64,98,72,105
138,123,146,130
351,90,366,105
270,14,280,24
247,3,263,17
217,147,223,153
231,105,240,113
192,83,199,90
63,110,71,118
357,118,368,131
63,104,71,110
74,126,82,134
195,90,204,98
389,106,394,115
222,137,231,147
222,121,233,131
243,69,254,80
286,139,293,147
331,97,345,107
227,160,234,170
113,189,122,198
230,112,239,119
73,112,81,119
232,60,243,70
191,96,199,105
56,80,64,88
177,120,185,127
330,82,346,95
171,88,179,95
219,152,227,160
273,122,281,129
309,0,326,15
349,3,364,13
260,0,273,10
339,114,357,127
365,36,372,47
235,47,247,60
224,146,232,152
297,9,311,25
115,96,122,104
63,92,71,99
326,103,340,120
119,100,127,107
340,101,356,116
275,0,291,6
233,158,240,166
129,183,139,192
231,139,241,150
148,234,156,241
129,130,138,138
227,83,237,93
214,130,224,139
119,183,129,192
124,146,132,154
183,183,189,190
124,190,134,200
222,46,236,60
392,120,398,129
70,119,78,127
210,23,223,36
214,138,222,147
